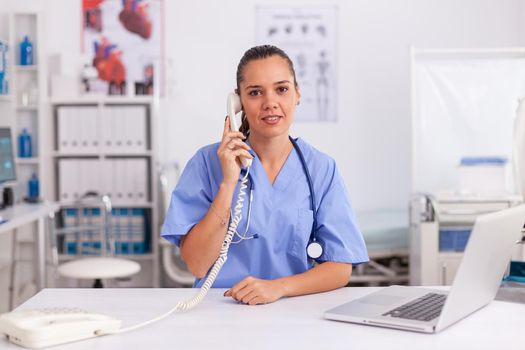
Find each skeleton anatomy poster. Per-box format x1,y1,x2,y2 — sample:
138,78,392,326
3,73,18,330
256,6,337,122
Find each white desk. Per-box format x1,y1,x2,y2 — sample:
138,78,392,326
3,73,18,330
0,202,59,290
2,287,524,350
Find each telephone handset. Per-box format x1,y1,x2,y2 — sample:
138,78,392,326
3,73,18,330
0,308,121,348
227,92,252,168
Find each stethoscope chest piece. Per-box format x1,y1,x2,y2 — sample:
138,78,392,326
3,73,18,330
307,241,323,259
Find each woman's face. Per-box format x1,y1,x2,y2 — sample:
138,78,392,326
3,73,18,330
239,55,300,140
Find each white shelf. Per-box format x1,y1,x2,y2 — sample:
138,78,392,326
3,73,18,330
0,95,13,102
103,152,153,157
59,201,153,208
15,157,39,165
15,65,37,72
51,96,155,104
111,202,154,208
53,153,100,158
58,253,155,262
16,105,38,111
54,151,153,158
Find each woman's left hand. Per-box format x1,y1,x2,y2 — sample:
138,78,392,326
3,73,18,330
224,276,285,305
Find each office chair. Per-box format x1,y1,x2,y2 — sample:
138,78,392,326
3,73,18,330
158,162,194,287
49,192,140,288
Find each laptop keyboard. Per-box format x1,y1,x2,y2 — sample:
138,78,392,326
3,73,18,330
382,293,446,322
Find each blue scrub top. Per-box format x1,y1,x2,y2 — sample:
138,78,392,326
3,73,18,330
161,137,369,288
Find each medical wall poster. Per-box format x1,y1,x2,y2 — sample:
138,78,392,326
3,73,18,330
256,6,338,122
82,0,164,96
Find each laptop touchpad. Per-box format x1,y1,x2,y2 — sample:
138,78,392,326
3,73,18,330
358,294,405,306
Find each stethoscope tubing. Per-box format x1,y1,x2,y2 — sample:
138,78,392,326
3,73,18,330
233,136,319,251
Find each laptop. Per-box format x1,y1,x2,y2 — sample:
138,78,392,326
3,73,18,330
324,204,525,333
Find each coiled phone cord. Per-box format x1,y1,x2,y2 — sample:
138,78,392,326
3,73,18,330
97,168,251,336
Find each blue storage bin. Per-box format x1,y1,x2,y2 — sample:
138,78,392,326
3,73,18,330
439,228,472,252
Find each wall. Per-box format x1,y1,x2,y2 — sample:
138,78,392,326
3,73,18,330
161,0,522,211
3,0,522,212
520,0,525,45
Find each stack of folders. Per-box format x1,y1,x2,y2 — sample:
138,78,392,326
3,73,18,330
60,208,148,255
62,208,102,255
57,105,147,154
112,208,149,254
58,158,148,205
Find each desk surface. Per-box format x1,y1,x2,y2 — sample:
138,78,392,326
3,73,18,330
2,287,524,350
0,202,59,234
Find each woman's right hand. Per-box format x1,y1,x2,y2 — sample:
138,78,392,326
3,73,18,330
217,117,253,187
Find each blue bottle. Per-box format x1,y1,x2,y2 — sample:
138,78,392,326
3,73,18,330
19,36,33,66
0,41,7,94
28,173,39,199
18,128,32,158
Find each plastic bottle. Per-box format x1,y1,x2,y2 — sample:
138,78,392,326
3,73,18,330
28,173,39,199
19,36,33,66
0,41,7,95
18,128,32,158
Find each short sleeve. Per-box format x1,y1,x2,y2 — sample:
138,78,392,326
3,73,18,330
315,162,369,265
161,152,212,246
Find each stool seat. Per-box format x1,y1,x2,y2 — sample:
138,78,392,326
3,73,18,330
58,257,141,280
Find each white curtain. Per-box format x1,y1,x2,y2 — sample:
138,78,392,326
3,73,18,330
412,51,525,194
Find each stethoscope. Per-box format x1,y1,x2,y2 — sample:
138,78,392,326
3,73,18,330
231,136,323,260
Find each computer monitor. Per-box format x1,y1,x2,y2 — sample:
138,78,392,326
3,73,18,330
0,127,16,185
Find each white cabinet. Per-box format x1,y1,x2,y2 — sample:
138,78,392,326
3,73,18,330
50,97,159,287
410,193,523,286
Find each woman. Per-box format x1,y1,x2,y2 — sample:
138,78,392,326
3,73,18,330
162,45,368,305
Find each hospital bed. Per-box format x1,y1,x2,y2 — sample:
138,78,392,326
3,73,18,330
350,208,409,285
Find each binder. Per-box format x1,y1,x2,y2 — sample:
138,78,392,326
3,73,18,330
122,208,132,254
79,108,90,152
122,107,134,151
123,159,134,202
132,208,146,254
128,158,147,203
58,159,76,202
70,111,80,151
100,159,112,198
81,159,100,195
113,107,124,151
81,107,99,153
113,159,126,205
128,106,147,153
63,208,78,254
101,106,113,151
57,107,71,153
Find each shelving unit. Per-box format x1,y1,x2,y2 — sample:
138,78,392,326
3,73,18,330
0,12,47,203
49,97,160,288
0,11,50,312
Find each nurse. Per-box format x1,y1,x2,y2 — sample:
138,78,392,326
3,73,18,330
162,45,368,305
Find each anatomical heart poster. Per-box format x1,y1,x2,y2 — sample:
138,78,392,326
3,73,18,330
82,0,164,96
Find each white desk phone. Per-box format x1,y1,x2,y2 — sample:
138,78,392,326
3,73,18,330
0,92,253,349
226,92,252,168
